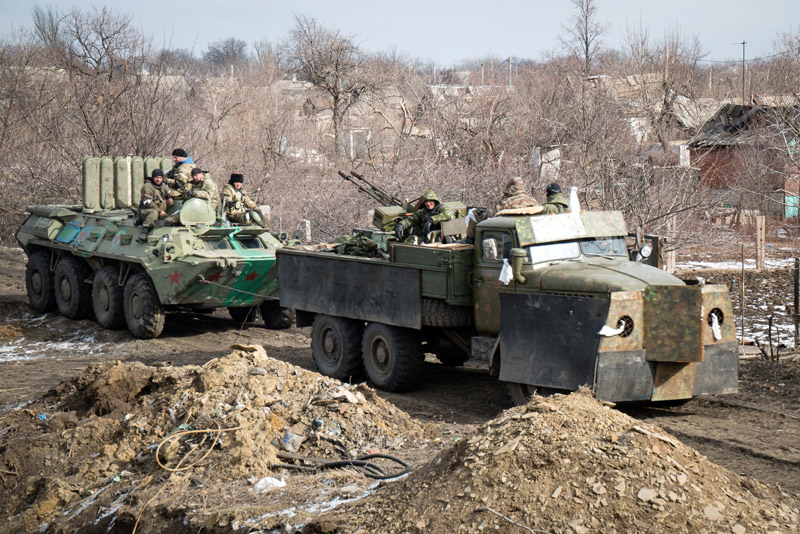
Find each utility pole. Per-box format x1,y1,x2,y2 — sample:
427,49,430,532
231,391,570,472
740,40,747,105
507,56,512,86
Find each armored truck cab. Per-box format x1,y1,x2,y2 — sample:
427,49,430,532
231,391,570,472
16,156,287,339
277,211,738,404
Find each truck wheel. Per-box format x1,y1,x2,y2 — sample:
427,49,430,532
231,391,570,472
123,273,165,339
421,298,473,328
311,314,363,381
54,256,92,319
507,383,563,406
92,266,125,329
362,323,423,392
26,251,56,312
260,300,294,329
228,306,259,324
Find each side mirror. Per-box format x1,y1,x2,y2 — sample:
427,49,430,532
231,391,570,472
510,248,527,284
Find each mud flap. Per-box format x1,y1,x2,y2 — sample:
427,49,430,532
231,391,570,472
498,293,610,391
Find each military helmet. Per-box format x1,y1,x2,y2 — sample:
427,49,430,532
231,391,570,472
546,182,562,195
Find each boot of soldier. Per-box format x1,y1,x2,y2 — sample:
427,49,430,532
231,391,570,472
136,227,150,243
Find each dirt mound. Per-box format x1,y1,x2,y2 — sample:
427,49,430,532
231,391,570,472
0,345,437,533
305,389,800,534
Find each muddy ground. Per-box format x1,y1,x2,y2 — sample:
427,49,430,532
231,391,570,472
0,245,799,532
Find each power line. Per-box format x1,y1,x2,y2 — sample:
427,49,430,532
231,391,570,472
676,44,800,64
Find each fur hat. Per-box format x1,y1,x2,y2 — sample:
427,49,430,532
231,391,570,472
229,173,244,184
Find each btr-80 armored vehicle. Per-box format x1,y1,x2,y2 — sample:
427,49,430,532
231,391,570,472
16,156,288,339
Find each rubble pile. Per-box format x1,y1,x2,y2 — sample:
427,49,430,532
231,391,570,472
0,345,435,533
306,389,800,534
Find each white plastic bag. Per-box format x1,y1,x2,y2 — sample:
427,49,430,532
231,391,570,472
499,258,513,285
568,186,581,214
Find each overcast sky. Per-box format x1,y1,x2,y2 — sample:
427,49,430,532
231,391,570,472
1,0,798,65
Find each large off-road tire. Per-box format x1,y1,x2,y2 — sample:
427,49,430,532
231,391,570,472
507,382,563,406
123,273,165,339
421,298,473,328
25,250,56,312
92,266,125,329
362,323,423,392
260,299,294,329
54,256,92,319
228,306,259,324
311,314,364,381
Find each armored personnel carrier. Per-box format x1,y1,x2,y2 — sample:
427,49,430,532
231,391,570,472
16,156,289,339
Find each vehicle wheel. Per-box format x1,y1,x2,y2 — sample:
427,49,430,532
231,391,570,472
123,273,165,339
311,314,364,381
54,256,92,319
92,266,125,329
228,306,259,324
507,382,563,406
260,299,294,329
421,298,473,328
25,250,56,312
362,323,423,392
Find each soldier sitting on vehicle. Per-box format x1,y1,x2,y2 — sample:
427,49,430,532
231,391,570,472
165,148,195,199
136,169,174,242
463,177,540,244
541,182,569,214
164,168,218,225
495,176,541,212
221,173,269,228
394,189,455,243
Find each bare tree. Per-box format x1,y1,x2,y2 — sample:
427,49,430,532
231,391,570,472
204,37,249,73
283,15,380,157
560,0,610,77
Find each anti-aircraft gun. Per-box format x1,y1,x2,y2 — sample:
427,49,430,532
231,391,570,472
16,155,291,339
337,170,468,245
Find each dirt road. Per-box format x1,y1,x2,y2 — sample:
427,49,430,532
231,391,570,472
1,245,799,496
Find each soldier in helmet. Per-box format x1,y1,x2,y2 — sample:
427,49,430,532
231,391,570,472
136,169,174,242
165,148,195,199
221,173,269,228
394,189,455,243
542,182,569,214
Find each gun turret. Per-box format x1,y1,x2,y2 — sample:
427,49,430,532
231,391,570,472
337,170,409,208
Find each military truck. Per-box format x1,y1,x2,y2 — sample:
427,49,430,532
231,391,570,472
16,155,289,339
277,210,738,404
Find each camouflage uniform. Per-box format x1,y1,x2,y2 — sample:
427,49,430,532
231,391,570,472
186,175,219,206
495,177,540,212
137,181,173,228
397,189,455,242
166,159,195,200
164,175,218,226
542,193,569,214
221,184,269,229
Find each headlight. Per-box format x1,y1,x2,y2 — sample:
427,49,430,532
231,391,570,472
640,245,652,258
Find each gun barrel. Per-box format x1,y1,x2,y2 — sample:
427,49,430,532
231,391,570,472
348,171,403,206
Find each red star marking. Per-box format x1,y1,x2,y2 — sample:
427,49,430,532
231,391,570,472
244,271,258,282
207,272,222,282
112,231,124,246
169,268,182,285
77,228,91,241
